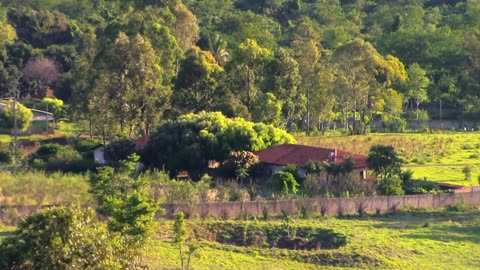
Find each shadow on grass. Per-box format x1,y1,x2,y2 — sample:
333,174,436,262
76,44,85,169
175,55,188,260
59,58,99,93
345,208,480,243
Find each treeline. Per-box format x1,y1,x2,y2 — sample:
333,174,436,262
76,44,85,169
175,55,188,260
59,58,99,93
0,0,479,136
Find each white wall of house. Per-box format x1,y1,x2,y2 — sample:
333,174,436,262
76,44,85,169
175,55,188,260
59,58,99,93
93,147,106,165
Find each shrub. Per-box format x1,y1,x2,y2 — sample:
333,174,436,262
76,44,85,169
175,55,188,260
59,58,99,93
282,164,299,180
383,116,407,132
29,143,93,173
218,150,260,179
89,154,158,240
0,207,147,270
0,150,12,164
73,138,102,158
305,160,323,174
462,166,472,180
377,176,405,196
271,171,299,195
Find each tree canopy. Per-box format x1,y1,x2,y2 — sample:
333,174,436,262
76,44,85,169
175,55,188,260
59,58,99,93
0,0,478,137
141,111,295,179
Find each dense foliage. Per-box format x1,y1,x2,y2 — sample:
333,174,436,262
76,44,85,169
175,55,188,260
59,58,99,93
0,207,147,270
142,111,295,178
29,143,94,172
0,100,33,131
0,0,478,138
89,154,158,240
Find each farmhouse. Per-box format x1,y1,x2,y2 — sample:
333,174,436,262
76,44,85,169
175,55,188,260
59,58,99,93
255,144,368,179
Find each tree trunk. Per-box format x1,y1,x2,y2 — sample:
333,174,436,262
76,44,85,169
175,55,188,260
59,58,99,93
246,66,251,111
440,99,443,128
416,100,420,120
307,86,311,134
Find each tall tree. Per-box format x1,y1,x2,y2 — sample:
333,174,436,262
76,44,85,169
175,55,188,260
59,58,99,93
333,38,406,134
172,46,224,115
265,47,302,127
93,32,170,138
290,21,321,132
174,3,199,73
405,63,430,120
236,38,272,112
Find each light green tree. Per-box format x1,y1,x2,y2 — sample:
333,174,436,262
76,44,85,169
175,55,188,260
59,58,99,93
172,46,224,115
89,154,158,242
290,21,321,132
93,32,170,138
237,38,273,111
0,100,33,131
406,63,430,120
174,211,198,270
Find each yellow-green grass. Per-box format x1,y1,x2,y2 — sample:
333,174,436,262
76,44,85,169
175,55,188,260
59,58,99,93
56,120,88,135
2,208,479,269
299,132,480,185
147,207,480,269
407,165,480,186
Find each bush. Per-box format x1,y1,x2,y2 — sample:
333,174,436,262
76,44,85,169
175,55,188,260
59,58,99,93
0,150,12,164
0,207,147,270
29,143,91,172
271,171,299,195
462,166,472,181
282,164,299,180
218,150,260,179
404,177,441,195
383,116,407,132
377,176,405,196
73,138,102,158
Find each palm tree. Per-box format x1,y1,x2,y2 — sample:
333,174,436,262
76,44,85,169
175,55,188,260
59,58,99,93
208,34,230,66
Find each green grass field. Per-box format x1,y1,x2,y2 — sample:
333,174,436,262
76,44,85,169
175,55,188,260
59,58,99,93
2,208,479,269
145,207,480,269
299,132,480,186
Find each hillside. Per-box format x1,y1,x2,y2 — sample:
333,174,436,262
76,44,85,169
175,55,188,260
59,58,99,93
0,0,479,139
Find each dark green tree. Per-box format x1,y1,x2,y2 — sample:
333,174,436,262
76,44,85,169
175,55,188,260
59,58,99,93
367,145,403,180
141,111,295,179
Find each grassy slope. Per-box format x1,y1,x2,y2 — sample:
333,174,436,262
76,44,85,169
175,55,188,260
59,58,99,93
299,132,480,185
146,207,480,270
1,208,478,269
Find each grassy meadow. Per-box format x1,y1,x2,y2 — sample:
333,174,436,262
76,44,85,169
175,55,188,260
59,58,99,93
146,207,480,270
299,132,480,186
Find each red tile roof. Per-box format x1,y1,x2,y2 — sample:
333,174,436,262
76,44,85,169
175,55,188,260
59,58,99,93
134,135,151,150
254,144,368,169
